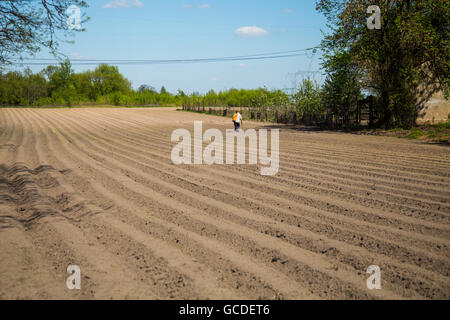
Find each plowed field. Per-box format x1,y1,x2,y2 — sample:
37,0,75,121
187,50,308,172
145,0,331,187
0,107,448,299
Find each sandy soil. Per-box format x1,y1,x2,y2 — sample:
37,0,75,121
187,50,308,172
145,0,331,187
0,107,449,300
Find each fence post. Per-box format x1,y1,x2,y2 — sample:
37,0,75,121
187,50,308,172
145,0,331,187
369,97,374,128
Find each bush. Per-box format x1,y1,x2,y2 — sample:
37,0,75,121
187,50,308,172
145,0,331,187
404,128,425,139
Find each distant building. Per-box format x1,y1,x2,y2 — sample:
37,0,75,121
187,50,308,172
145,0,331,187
417,90,450,124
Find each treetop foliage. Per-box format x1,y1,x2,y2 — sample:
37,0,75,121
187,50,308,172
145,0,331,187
317,0,449,127
0,61,178,107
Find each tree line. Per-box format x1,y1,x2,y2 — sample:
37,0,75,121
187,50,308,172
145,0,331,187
0,61,182,107
182,79,324,125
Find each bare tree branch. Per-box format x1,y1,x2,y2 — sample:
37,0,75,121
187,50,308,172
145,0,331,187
0,0,89,65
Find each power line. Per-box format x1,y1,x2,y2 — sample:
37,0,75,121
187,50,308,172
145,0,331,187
12,53,308,65
15,48,316,61
11,47,320,66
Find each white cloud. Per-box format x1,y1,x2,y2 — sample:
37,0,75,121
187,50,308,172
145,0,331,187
234,26,268,38
182,4,210,10
103,0,143,9
237,63,246,68
282,8,294,13
70,52,89,60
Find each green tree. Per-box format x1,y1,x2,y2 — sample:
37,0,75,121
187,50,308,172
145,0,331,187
293,77,323,124
41,65,58,81
0,71,26,105
138,84,156,93
48,60,73,90
47,60,79,105
317,0,450,128
72,72,93,101
321,50,362,126
89,64,131,100
23,68,48,105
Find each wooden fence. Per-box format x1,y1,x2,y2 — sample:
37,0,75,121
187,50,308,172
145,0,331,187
182,97,378,128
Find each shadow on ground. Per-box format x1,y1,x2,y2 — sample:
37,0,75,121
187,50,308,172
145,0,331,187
0,163,98,230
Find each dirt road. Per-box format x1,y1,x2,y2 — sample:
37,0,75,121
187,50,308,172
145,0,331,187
0,107,449,299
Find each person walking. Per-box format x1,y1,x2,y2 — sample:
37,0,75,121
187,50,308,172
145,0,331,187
232,111,243,132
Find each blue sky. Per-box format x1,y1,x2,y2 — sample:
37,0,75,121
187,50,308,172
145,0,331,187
26,0,329,93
